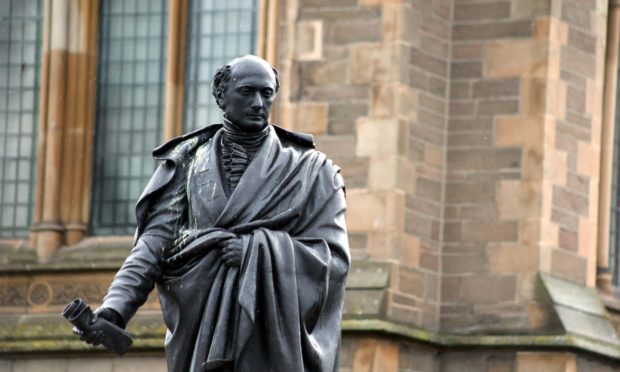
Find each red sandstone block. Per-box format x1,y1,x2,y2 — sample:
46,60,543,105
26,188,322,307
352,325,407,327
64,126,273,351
418,110,445,130
447,132,493,148
405,211,436,241
450,81,471,99
472,78,520,98
416,177,442,202
419,93,446,114
328,19,382,45
328,103,368,135
406,196,442,219
459,274,517,303
448,117,494,132
301,0,356,8
410,124,444,145
566,85,586,114
398,267,426,297
422,15,450,40
443,222,462,242
477,99,519,115
443,254,487,274
428,76,448,97
561,0,591,31
568,27,596,54
556,118,591,143
451,61,482,79
449,101,476,116
454,2,511,22
452,43,484,60
558,228,579,252
462,221,519,242
421,33,450,60
445,181,495,203
560,45,596,79
411,48,448,77
552,186,589,217
453,21,532,41
566,173,589,195
550,249,587,285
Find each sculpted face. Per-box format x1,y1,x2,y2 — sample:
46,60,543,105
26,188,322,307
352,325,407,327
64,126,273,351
222,57,277,132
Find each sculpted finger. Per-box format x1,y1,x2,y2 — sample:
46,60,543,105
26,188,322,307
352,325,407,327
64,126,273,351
72,326,84,336
79,331,95,343
173,230,202,247
168,242,204,264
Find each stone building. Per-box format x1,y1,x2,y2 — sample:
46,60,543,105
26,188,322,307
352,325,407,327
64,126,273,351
2,0,620,370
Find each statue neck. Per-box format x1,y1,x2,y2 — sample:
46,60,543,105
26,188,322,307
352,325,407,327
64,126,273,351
222,117,269,147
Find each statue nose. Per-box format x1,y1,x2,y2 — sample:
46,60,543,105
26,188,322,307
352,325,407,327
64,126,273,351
251,92,263,108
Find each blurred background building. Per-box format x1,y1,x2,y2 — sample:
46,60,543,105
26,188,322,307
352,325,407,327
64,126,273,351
2,0,620,370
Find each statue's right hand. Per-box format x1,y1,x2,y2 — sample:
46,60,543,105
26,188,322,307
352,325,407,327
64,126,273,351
72,307,124,346
73,325,104,346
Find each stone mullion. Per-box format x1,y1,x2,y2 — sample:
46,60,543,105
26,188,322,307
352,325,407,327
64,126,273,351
31,0,101,258
79,0,101,234
163,0,190,141
32,0,71,260
31,0,52,249
257,0,279,65
62,0,100,246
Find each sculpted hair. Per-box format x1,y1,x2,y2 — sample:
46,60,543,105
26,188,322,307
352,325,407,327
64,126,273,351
212,60,280,110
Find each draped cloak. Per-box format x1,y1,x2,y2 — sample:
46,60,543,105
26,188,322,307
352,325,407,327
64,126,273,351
101,124,350,372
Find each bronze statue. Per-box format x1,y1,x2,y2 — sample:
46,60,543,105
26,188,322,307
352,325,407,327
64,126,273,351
72,55,350,372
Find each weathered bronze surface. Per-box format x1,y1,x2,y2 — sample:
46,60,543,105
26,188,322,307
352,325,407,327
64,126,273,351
73,55,350,372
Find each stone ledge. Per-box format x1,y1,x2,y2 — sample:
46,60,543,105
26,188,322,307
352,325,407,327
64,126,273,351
2,315,620,361
1,247,619,360
343,319,620,360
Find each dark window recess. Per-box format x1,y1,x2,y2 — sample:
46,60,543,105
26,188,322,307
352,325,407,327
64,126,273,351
184,0,259,132
0,0,42,238
90,0,168,235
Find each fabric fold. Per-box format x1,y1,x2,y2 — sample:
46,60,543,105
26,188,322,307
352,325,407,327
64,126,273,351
107,124,349,372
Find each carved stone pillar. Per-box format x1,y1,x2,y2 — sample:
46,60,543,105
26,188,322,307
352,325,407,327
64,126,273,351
31,0,99,259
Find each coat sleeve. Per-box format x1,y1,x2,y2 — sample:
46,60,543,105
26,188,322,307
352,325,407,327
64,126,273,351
101,160,188,325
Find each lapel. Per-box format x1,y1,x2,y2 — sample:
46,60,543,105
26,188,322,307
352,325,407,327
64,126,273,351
184,129,240,230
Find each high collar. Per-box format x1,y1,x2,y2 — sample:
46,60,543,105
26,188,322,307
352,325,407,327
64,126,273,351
222,117,270,146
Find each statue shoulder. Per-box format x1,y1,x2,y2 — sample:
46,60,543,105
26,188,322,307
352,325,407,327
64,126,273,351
152,124,222,160
272,124,315,149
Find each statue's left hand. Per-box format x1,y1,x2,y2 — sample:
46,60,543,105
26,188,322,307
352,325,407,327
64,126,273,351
221,237,244,267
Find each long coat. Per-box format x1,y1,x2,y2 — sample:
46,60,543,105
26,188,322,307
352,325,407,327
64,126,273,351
101,124,350,372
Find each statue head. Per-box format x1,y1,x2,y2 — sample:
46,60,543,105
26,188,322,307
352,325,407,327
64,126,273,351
212,55,280,132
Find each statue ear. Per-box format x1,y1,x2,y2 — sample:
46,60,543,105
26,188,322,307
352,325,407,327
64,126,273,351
217,90,228,110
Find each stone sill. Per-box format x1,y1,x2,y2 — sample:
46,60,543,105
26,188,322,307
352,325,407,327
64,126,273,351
601,291,620,313
0,237,133,273
1,315,620,362
1,245,620,361
343,319,620,360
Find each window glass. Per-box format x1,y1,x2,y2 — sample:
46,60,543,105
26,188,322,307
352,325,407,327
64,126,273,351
0,0,42,238
184,0,259,132
90,0,168,235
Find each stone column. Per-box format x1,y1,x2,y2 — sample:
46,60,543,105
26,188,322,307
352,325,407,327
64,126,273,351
32,0,70,260
163,0,190,141
32,0,100,257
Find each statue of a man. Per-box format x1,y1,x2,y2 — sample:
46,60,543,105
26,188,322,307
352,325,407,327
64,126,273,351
77,55,350,372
